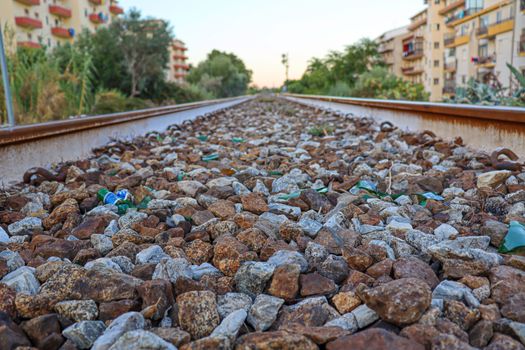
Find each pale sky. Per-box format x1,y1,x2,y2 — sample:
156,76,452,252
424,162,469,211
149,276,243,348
121,0,424,88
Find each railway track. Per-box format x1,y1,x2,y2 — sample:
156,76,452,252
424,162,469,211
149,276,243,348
0,96,525,349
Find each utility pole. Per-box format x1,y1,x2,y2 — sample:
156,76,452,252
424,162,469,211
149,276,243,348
0,26,15,127
281,53,289,92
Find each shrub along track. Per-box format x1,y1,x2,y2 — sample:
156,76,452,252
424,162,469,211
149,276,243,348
0,97,524,349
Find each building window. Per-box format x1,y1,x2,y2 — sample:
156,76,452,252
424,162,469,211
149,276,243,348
434,78,440,85
462,75,466,84
85,9,88,17
434,60,440,67
25,9,29,15
434,42,440,49
436,23,440,31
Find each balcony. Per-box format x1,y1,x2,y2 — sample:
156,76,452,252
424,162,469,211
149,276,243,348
408,17,427,31
175,72,187,79
378,43,394,53
475,54,496,68
444,34,455,47
51,27,73,39
89,0,102,5
402,49,423,61
443,80,456,94
445,60,457,72
174,64,190,70
15,17,43,29
173,45,187,51
173,54,188,60
520,35,525,55
521,0,525,12
445,34,469,48
49,4,72,18
14,0,40,5
110,5,124,15
439,0,465,15
401,66,423,75
17,41,41,49
445,8,482,26
89,13,106,24
477,17,515,38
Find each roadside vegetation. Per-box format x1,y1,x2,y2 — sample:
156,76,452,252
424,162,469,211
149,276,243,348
0,9,252,126
285,39,429,101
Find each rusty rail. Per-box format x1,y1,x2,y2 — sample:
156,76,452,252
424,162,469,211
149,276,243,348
0,96,247,147
284,93,525,123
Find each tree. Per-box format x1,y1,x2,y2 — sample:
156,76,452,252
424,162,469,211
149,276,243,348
351,67,428,101
187,50,252,98
111,9,173,97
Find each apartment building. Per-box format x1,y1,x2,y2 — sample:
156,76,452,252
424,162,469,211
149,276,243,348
383,0,524,101
0,0,123,50
167,39,190,84
401,10,427,88
443,0,517,97
512,0,525,78
377,26,409,76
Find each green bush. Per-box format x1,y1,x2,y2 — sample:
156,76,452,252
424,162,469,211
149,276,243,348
91,90,128,114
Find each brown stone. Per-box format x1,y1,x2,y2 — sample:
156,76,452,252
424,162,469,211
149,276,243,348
73,248,101,265
315,229,359,255
331,291,361,314
31,235,82,260
208,200,236,220
489,265,525,304
235,331,318,350
400,324,440,350
268,264,300,302
300,273,337,297
431,334,476,350
0,312,31,350
177,290,220,340
0,284,17,319
392,257,439,289
15,293,58,318
500,292,525,323
277,302,336,328
442,259,491,279
469,320,493,348
435,319,469,343
280,324,348,345
106,241,140,260
181,336,230,350
240,193,269,214
21,314,64,350
150,327,191,347
233,212,258,230
366,259,393,278
458,275,489,290
183,239,214,265
479,304,501,322
341,270,375,292
259,240,294,261
342,246,373,272
357,278,431,326
485,333,525,350
326,328,424,350
71,216,108,239
0,260,8,279
131,263,156,280
443,300,480,331
42,198,80,229
99,299,141,321
137,280,174,321
237,228,267,253
213,235,250,276
192,211,215,226
300,189,332,213
278,222,303,242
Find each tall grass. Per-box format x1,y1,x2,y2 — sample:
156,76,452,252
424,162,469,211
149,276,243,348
0,24,94,125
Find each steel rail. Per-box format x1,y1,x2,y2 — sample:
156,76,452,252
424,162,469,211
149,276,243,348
0,96,247,147
284,93,525,123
